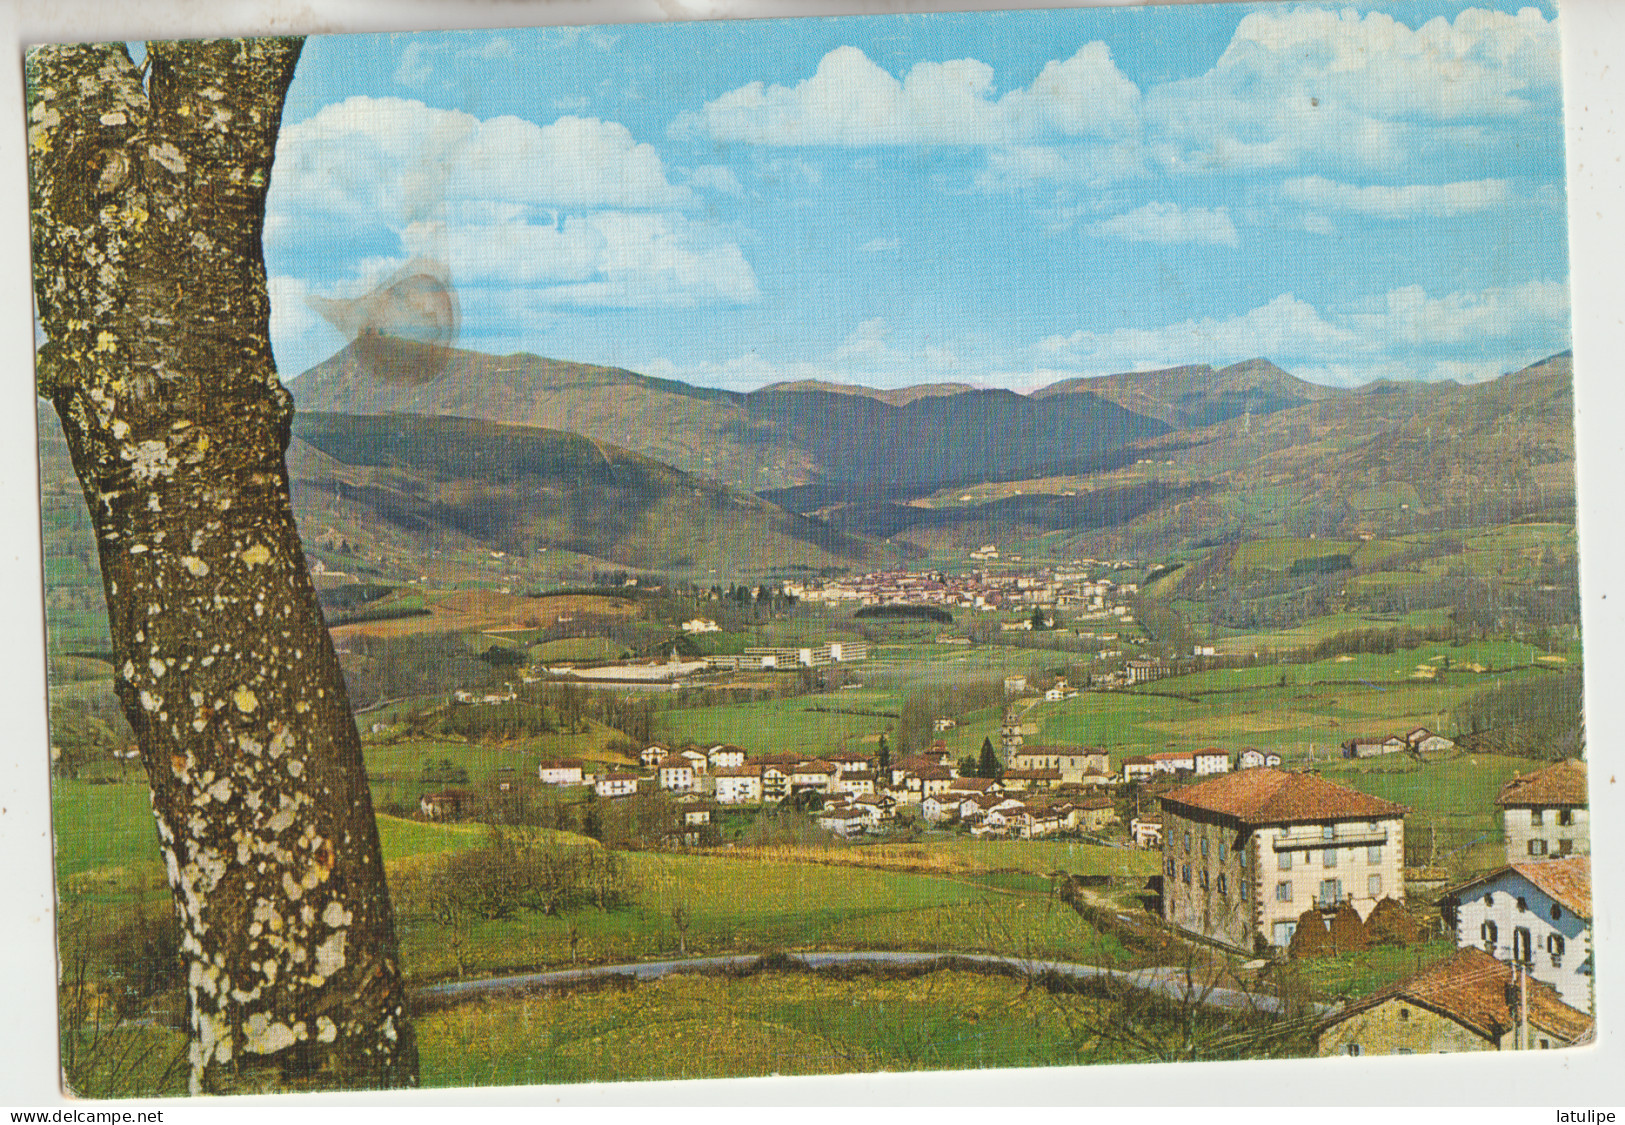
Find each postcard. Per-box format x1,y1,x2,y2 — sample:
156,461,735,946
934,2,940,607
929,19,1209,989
25,0,1595,1100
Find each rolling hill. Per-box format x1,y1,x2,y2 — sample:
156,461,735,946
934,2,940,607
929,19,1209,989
286,340,1171,496
1031,357,1347,429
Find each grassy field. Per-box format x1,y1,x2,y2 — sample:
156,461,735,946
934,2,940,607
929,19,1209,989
416,967,1223,1087
391,846,1135,983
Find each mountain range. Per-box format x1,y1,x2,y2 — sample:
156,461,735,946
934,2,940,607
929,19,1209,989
40,344,1576,593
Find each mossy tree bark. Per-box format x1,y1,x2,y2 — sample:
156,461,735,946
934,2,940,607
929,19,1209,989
27,40,417,1093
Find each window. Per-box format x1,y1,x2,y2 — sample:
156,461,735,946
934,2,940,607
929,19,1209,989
1217,873,1228,895
1368,845,1382,864
1397,1048,1415,1056
1218,840,1227,862
1200,869,1210,890
1324,848,1338,868
1319,878,1342,908
1528,839,1548,856
1184,831,1192,852
1517,896,1529,913
1549,933,1565,967
1513,927,1533,965
1279,851,1292,870
1540,1039,1552,1050
1276,881,1292,903
1200,837,1209,858
1398,1007,1411,1021
1239,879,1247,902
1558,809,1574,826
1481,920,1498,951
1346,1044,1362,1057
1483,893,1494,908
1323,825,1335,841
1558,839,1574,855
1273,921,1296,947
1369,874,1382,897
1530,809,1544,827
1182,864,1191,885
1165,858,1176,878
1551,904,1563,922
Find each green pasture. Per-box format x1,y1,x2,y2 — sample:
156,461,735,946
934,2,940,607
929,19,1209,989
418,965,1288,1088
392,849,1130,983
660,693,904,755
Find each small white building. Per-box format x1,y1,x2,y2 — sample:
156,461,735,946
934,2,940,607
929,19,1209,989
1193,748,1231,775
595,773,640,798
707,744,747,770
1447,857,1592,1012
537,760,584,786
658,763,697,792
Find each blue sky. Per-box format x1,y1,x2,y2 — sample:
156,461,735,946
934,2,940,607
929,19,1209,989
263,1,1569,392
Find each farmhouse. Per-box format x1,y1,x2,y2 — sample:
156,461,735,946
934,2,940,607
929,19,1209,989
712,764,764,805
1314,948,1592,1056
657,762,696,792
1121,755,1157,783
1159,768,1407,951
595,773,640,798
419,788,477,820
536,760,584,786
639,743,672,768
1445,857,1592,1012
1193,748,1231,775
1405,727,1456,756
1494,759,1589,862
707,744,747,770
1238,748,1283,770
1341,734,1408,759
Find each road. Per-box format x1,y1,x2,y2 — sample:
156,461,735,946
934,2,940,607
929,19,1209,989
416,949,1330,1017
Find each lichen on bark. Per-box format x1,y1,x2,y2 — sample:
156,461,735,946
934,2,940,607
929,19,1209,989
28,39,417,1093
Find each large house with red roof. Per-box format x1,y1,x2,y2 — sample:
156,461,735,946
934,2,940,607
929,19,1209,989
1158,768,1408,951
1495,758,1589,863
1446,856,1592,1012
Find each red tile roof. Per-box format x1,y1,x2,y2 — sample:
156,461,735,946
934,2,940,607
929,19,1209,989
1445,856,1591,919
1157,768,1406,826
1495,759,1589,808
1317,947,1592,1044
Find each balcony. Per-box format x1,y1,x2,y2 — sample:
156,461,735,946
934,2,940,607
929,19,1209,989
1271,824,1391,851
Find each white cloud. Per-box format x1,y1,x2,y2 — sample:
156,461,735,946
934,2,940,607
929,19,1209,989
1086,202,1239,247
1344,280,1570,347
272,97,695,227
670,42,1138,147
1280,175,1513,219
1145,7,1559,173
859,237,899,254
1037,294,1358,372
1031,280,1569,385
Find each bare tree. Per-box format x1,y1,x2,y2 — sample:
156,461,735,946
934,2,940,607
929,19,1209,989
27,40,416,1092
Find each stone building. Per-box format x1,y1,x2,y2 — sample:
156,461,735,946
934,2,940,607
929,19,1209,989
1159,768,1407,951
1315,947,1592,1056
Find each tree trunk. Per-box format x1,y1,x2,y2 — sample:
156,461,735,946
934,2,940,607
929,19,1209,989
27,40,417,1093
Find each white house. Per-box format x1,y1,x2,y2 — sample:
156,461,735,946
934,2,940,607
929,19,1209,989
1193,748,1231,775
712,765,764,805
595,773,640,798
819,807,869,838
707,744,747,770
657,763,697,792
537,760,584,786
1495,759,1589,862
639,744,672,768
1238,748,1283,770
677,747,709,775
1446,857,1592,1012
